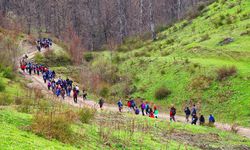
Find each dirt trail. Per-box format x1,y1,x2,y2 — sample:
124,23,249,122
19,41,250,139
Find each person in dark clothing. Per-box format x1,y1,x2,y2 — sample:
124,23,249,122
199,115,205,125
73,90,78,103
170,106,176,122
191,104,197,116
117,100,123,112
82,90,87,100
191,114,198,125
99,98,104,109
184,107,191,122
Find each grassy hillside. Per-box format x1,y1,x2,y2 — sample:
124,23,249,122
29,0,249,127
1,107,250,150
80,0,250,126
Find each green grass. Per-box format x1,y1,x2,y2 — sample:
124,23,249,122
0,108,77,150
1,107,250,149
76,0,250,126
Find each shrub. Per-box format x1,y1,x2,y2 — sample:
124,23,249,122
18,98,34,113
34,53,44,64
154,87,171,100
0,94,12,105
2,67,15,79
0,79,5,92
189,76,212,91
84,52,94,62
42,51,72,66
78,107,96,124
99,87,109,98
30,112,74,143
216,66,237,81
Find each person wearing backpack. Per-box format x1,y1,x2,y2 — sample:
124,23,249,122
199,115,205,125
149,108,154,118
209,114,215,125
191,104,197,116
99,98,104,110
82,89,87,100
47,81,51,90
117,100,123,112
140,101,146,116
191,114,198,125
170,105,176,122
184,107,191,122
43,72,47,83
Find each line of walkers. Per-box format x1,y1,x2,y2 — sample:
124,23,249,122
117,98,159,118
117,98,215,125
20,60,88,104
183,105,215,125
36,38,52,51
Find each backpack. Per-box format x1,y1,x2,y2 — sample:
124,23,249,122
172,108,176,115
135,109,140,114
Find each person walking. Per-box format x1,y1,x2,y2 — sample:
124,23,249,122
140,101,146,116
61,89,65,100
117,100,123,112
199,115,205,125
73,90,78,103
99,98,104,110
82,89,87,100
209,114,215,125
191,104,197,116
170,105,176,122
191,114,198,125
154,107,159,118
184,107,191,122
149,108,154,118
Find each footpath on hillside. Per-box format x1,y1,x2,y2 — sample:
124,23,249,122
18,40,250,139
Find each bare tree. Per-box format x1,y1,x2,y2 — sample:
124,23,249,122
149,0,156,41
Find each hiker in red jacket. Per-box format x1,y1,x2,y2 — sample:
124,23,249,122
170,105,176,122
127,100,131,112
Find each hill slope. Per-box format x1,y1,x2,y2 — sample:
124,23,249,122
85,0,250,126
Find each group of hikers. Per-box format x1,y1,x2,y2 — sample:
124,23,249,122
20,57,88,104
21,39,216,126
122,99,159,118
36,38,52,51
117,98,215,125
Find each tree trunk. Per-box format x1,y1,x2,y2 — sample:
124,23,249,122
149,0,156,41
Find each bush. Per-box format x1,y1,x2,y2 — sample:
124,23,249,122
30,112,74,143
0,79,5,92
18,98,34,113
99,87,109,98
189,75,212,91
0,94,12,105
84,53,94,62
216,66,237,81
154,87,171,100
2,67,15,79
78,107,96,124
42,51,72,67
